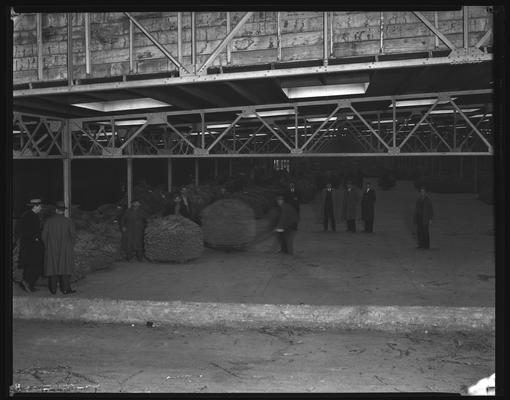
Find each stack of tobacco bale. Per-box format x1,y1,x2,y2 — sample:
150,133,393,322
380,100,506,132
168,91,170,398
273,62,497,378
118,182,172,216
179,184,223,222
201,199,257,249
201,186,282,250
144,215,203,262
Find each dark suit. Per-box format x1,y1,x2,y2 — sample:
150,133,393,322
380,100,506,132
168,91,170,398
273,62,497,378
285,189,300,216
17,210,44,287
276,203,299,255
414,196,433,249
361,188,376,233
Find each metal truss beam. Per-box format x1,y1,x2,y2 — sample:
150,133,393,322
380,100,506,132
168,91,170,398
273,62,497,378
13,56,493,98
124,12,189,74
413,11,457,51
449,98,493,152
198,12,254,73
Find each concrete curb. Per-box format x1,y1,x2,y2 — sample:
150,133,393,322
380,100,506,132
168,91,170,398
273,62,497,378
13,297,495,331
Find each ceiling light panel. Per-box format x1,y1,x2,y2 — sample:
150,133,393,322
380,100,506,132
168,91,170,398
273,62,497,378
72,98,171,112
282,83,369,99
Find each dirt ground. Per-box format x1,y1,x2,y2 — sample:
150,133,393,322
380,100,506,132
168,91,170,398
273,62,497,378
11,319,494,394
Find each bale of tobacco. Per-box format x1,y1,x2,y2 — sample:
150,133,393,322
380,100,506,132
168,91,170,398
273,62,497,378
144,215,203,262
201,199,257,250
118,182,172,216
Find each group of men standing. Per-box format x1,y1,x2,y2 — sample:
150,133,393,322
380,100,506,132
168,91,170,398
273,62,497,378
16,199,76,295
274,179,433,255
319,181,376,234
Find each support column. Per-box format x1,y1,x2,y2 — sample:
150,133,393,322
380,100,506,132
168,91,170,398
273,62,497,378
459,156,463,180
63,121,71,217
167,158,173,192
474,156,478,192
214,159,219,179
127,158,133,207
195,158,199,185
228,159,233,176
67,13,73,86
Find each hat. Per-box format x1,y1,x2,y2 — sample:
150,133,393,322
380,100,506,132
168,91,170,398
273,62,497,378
27,198,42,206
131,199,141,206
55,200,67,210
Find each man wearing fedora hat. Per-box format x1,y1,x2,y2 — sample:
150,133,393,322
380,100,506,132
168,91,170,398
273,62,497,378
41,201,77,294
16,198,44,292
120,199,148,261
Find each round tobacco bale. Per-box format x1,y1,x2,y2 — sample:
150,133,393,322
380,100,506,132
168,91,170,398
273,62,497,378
201,199,257,250
144,215,203,263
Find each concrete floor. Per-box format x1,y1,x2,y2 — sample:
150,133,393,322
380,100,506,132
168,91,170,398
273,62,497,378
13,180,495,308
11,320,495,394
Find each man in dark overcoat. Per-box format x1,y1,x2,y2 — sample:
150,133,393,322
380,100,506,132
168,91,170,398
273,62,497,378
42,201,76,294
341,181,360,232
275,195,299,255
413,187,434,249
284,181,301,216
361,182,376,233
120,199,148,261
319,183,341,232
16,198,44,292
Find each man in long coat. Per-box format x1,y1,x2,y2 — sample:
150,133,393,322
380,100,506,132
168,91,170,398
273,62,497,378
120,199,148,261
16,198,44,292
361,182,376,233
413,187,434,249
42,201,76,294
341,181,360,232
275,195,299,255
284,181,301,216
319,183,341,232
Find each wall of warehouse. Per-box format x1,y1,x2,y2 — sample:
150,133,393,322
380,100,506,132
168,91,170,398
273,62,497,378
12,8,493,84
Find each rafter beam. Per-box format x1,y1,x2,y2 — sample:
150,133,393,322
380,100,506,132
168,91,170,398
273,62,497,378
198,12,254,73
413,11,457,51
124,12,189,74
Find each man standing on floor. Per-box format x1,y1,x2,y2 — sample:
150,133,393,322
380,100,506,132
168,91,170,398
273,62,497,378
413,187,434,249
285,181,301,216
16,198,44,292
41,201,76,295
120,199,148,261
341,181,360,233
361,182,376,233
319,183,340,232
275,195,299,255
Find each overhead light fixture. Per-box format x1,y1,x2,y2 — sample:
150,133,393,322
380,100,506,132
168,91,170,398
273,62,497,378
429,108,479,114
13,130,21,134
471,113,492,118
97,119,147,126
371,120,395,124
188,131,218,136
307,116,338,122
281,83,369,99
241,109,295,118
206,124,240,129
287,125,312,129
392,98,456,108
72,98,171,112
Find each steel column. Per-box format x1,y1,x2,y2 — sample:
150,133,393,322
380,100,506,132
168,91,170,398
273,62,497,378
379,12,384,54
463,6,469,49
195,159,199,185
36,13,43,80
226,12,232,64
434,12,439,49
191,12,196,74
67,13,73,86
323,12,328,66
129,19,134,73
127,158,133,207
392,98,396,146
276,12,282,61
167,158,173,192
63,121,72,217
214,159,218,178
85,13,91,75
177,12,182,64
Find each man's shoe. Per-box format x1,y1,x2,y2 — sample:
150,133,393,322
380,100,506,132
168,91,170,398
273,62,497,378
49,289,57,295
28,285,39,292
61,289,76,294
